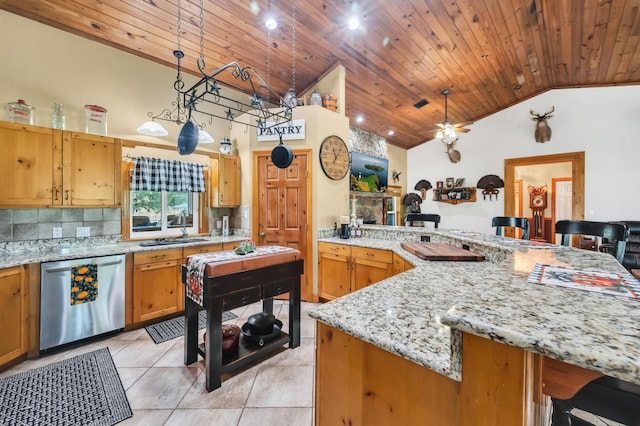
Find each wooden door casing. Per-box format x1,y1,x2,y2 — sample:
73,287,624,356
254,151,311,300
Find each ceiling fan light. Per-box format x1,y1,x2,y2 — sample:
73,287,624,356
137,120,169,136
198,129,214,143
265,17,278,30
435,130,443,139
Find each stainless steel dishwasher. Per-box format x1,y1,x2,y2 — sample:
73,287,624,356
40,254,125,351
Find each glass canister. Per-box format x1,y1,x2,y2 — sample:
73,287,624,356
52,103,65,130
309,90,322,106
8,99,35,125
84,105,107,135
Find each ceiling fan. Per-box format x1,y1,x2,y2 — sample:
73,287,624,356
430,89,473,163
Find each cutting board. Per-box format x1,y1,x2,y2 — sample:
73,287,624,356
400,242,485,261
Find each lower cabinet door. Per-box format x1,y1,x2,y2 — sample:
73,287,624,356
0,266,27,366
318,252,351,300
133,260,181,323
351,257,393,292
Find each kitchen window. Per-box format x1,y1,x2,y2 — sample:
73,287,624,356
124,156,207,240
130,190,199,238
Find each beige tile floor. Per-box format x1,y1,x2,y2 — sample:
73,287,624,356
2,300,319,426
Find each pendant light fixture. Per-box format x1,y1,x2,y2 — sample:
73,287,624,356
282,1,297,111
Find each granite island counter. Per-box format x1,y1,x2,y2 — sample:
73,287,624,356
309,227,640,425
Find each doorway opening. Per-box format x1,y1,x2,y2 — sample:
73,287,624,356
504,152,585,241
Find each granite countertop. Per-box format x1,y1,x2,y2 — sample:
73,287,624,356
310,228,640,385
0,235,248,268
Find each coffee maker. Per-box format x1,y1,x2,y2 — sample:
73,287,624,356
340,223,350,239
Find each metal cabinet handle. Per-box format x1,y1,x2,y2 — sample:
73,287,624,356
53,188,59,201
65,190,70,201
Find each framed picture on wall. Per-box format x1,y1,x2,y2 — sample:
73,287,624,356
436,181,444,189
446,177,454,188
350,152,389,192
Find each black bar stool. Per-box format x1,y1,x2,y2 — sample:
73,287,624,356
406,213,440,228
491,216,530,240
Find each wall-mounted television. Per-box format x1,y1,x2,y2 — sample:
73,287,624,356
350,152,388,192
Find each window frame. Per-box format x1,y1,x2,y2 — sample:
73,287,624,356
130,190,200,238
121,160,209,241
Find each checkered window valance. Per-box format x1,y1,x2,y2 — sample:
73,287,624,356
130,157,206,192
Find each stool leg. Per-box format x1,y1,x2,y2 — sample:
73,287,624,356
551,398,573,426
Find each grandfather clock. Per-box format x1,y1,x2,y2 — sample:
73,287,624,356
529,185,548,241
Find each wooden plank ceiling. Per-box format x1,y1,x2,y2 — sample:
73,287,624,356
2,0,639,149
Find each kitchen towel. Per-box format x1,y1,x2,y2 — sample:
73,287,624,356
71,264,98,305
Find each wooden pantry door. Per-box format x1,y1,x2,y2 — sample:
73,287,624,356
253,150,311,301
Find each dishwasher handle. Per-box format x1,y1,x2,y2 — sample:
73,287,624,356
44,258,124,273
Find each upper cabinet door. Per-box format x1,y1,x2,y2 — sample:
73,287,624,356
210,154,240,207
0,122,56,207
61,132,122,207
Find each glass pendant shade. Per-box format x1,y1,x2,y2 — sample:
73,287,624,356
198,129,214,143
137,120,169,136
283,88,298,108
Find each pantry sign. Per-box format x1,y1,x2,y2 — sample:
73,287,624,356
257,119,305,142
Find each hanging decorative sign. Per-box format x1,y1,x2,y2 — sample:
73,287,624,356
257,119,305,142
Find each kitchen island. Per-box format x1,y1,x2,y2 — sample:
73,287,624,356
309,227,640,425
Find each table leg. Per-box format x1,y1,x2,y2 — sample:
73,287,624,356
289,277,300,349
205,296,224,392
184,297,199,365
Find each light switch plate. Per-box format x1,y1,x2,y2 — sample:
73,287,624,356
216,220,222,229
53,227,62,238
76,227,90,238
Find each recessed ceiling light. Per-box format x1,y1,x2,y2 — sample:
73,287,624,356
355,115,364,123
265,17,277,30
348,17,360,31
388,130,395,136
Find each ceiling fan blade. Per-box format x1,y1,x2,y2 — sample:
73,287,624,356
455,127,471,133
453,121,474,128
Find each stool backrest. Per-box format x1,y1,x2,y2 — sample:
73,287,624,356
491,216,530,240
406,214,441,228
555,220,629,263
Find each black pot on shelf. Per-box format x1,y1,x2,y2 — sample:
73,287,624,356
246,312,277,335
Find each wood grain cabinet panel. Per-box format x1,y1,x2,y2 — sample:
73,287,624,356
61,132,121,207
0,266,27,367
0,122,56,207
132,249,182,323
210,154,240,207
0,122,121,207
318,242,394,300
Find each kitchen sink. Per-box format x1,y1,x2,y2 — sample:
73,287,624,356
139,238,206,247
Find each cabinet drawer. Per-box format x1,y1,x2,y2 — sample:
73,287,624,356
351,246,393,264
263,280,295,298
223,286,261,310
319,242,350,256
134,248,183,265
183,243,222,258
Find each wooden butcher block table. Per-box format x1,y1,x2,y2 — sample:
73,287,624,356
400,242,485,261
183,245,304,391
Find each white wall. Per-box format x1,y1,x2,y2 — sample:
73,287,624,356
407,86,640,233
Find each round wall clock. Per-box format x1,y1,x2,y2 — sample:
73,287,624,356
319,135,349,180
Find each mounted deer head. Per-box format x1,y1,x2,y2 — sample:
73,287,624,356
530,106,554,143
444,138,461,163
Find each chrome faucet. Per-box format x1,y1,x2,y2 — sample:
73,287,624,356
181,210,188,238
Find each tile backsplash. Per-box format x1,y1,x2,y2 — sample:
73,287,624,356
0,208,121,242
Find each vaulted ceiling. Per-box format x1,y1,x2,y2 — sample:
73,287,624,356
2,0,639,149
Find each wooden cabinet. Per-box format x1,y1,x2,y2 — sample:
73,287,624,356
351,246,394,292
0,122,57,207
59,131,121,207
318,243,351,300
183,243,223,259
0,266,27,366
393,253,414,275
318,242,394,300
0,121,121,207
132,248,182,323
210,154,240,207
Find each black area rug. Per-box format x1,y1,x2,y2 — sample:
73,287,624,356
145,310,238,344
0,347,132,426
